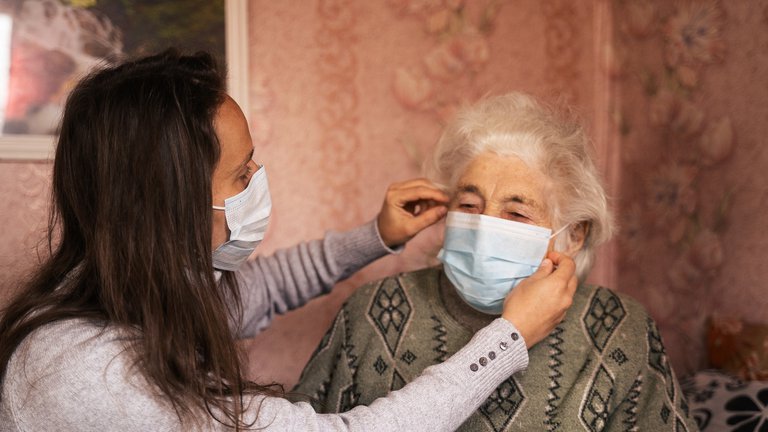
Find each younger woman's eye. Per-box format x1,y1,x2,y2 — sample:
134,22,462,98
241,165,254,181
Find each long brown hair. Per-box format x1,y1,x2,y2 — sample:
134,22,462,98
0,50,277,428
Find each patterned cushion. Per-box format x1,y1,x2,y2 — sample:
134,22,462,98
682,370,768,431
709,316,768,381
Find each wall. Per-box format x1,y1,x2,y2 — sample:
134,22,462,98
0,162,50,305
240,0,607,388
611,0,768,375
6,0,758,391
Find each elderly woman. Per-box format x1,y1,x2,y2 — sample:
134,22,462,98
294,93,698,431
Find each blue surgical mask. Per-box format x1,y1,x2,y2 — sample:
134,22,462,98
437,211,567,315
212,166,271,271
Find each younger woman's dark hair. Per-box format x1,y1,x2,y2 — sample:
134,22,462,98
0,49,278,429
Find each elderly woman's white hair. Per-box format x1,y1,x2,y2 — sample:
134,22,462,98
424,92,615,281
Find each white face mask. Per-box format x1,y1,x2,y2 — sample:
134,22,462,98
212,166,271,271
437,211,567,314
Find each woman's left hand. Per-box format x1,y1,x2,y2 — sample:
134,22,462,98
376,178,449,248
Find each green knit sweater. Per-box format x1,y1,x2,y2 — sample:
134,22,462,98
294,267,698,431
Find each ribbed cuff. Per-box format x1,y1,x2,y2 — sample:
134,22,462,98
329,219,399,273
372,218,405,255
442,318,529,401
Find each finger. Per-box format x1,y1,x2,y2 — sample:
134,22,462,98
546,251,566,265
387,178,432,192
391,186,450,207
390,178,447,192
548,253,576,282
405,205,448,232
527,258,554,281
405,199,445,216
566,274,578,295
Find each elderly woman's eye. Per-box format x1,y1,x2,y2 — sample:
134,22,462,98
457,202,481,213
459,203,479,210
240,165,254,182
507,211,528,219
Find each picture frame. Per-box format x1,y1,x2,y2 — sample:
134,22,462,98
0,0,249,161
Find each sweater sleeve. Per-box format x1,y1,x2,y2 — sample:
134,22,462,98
251,318,529,431
2,318,528,432
232,219,396,338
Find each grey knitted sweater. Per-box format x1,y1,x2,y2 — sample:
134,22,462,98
295,267,699,431
0,221,529,431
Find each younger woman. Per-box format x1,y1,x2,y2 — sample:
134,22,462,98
0,50,577,431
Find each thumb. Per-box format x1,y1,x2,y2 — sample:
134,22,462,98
527,258,554,281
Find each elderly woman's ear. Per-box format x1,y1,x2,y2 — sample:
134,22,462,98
562,221,590,256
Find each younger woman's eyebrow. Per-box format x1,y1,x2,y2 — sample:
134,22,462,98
242,149,254,167
230,149,255,175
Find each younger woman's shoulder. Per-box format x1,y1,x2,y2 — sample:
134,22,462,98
11,319,124,372
6,319,142,399
3,319,178,430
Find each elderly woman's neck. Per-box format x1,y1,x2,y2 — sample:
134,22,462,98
438,271,495,333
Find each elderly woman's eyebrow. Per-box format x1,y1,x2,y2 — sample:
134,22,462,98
456,184,483,196
501,194,538,208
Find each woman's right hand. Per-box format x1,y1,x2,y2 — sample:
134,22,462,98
500,251,578,348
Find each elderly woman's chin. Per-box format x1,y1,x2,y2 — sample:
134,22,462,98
436,150,581,301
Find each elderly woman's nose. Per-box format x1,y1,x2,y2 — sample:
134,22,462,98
481,205,501,217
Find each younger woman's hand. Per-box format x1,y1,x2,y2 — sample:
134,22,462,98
501,252,578,348
376,178,449,248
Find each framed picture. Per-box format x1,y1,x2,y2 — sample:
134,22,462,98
0,0,248,160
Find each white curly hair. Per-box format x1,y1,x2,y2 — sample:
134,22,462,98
424,92,615,281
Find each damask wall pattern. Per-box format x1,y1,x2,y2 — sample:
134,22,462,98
542,0,585,105
314,0,364,227
243,0,600,388
0,163,51,305
611,0,768,375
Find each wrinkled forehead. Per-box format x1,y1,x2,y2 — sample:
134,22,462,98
452,151,554,212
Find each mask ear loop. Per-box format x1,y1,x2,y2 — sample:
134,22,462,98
546,224,571,267
549,224,570,240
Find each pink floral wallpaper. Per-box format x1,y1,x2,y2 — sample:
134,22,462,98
1,0,764,389
0,163,50,305
241,0,603,388
611,0,768,375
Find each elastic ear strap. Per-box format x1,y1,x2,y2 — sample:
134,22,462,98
212,205,226,211
550,224,570,239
